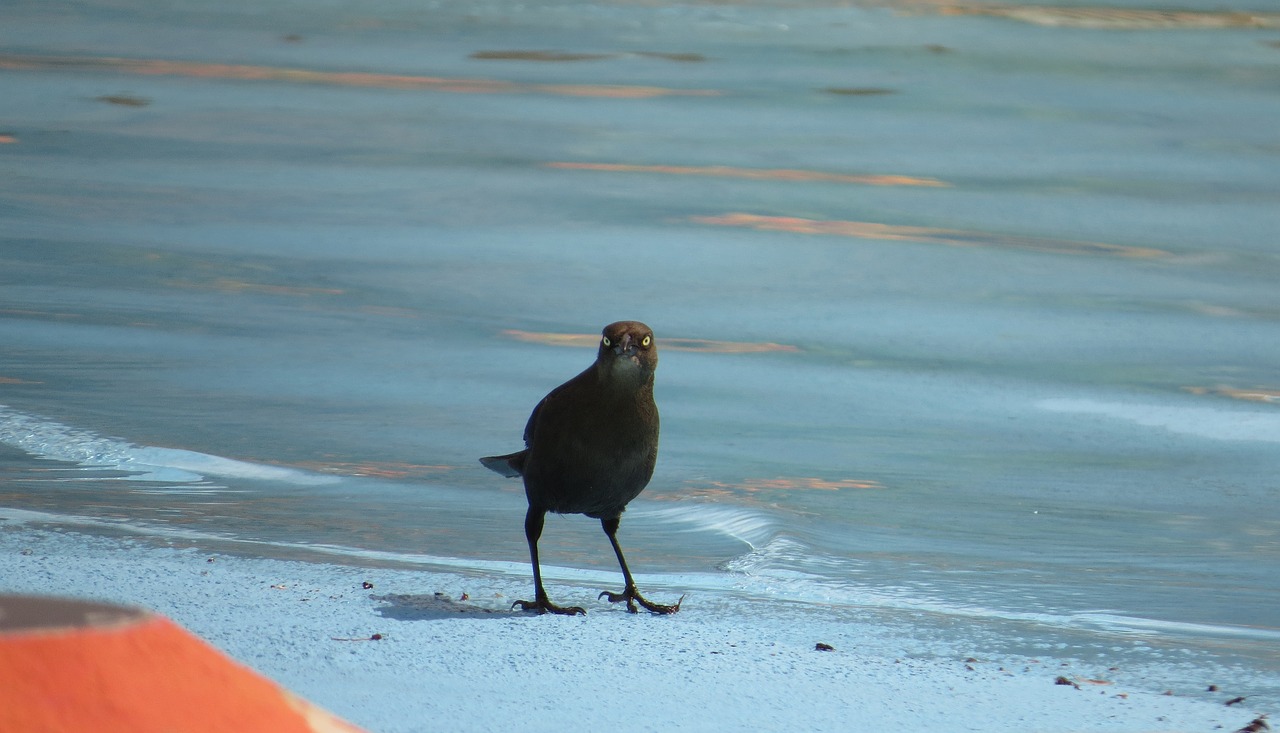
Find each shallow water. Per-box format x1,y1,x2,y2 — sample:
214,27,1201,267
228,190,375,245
2,0,1279,711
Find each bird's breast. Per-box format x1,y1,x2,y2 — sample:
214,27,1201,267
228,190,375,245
522,392,658,515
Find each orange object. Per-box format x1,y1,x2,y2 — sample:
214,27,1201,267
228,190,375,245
0,594,366,733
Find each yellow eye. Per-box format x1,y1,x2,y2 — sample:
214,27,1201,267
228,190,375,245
602,336,611,347
641,335,652,347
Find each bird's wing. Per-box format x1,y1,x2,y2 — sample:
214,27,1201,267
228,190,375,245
486,366,592,479
522,396,546,448
478,383,558,480
522,365,591,447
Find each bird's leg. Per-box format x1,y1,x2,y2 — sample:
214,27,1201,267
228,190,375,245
597,517,683,614
513,507,586,616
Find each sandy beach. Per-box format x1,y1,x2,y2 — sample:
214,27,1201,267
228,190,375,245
1,517,1264,733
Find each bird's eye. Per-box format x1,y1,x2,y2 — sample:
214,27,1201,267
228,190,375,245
602,336,611,347
641,335,652,348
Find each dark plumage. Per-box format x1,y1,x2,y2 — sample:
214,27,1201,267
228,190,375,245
481,321,682,615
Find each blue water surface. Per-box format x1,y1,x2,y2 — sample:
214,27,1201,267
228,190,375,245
2,0,1278,710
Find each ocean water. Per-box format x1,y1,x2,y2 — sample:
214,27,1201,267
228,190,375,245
2,0,1278,711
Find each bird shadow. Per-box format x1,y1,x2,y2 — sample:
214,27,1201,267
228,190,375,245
371,592,513,621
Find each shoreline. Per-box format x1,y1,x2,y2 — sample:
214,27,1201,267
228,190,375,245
1,521,1264,733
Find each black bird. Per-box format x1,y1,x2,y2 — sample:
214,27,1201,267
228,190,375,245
480,321,682,615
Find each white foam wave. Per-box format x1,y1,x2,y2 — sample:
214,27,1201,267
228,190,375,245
0,405,336,486
717,558,1280,642
720,536,815,574
634,504,774,547
0,506,697,589
1039,398,1280,443
1074,612,1280,641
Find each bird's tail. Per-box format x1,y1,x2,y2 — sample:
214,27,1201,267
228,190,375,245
479,451,526,478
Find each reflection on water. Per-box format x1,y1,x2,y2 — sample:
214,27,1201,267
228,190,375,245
927,5,1280,30
546,162,949,187
691,212,1170,257
1,0,1278,709
0,53,720,98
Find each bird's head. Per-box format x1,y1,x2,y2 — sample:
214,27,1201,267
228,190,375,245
596,320,657,383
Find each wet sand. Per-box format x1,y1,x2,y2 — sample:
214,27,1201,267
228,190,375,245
1,523,1263,733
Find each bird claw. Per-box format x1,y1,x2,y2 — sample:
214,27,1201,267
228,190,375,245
598,590,639,614
598,588,683,615
512,598,586,616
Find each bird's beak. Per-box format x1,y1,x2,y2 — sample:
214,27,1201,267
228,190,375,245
612,333,635,356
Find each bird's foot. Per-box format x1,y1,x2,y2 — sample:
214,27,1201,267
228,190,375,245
598,586,683,615
512,597,586,616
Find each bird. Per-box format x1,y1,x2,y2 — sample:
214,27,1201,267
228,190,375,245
480,320,682,615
